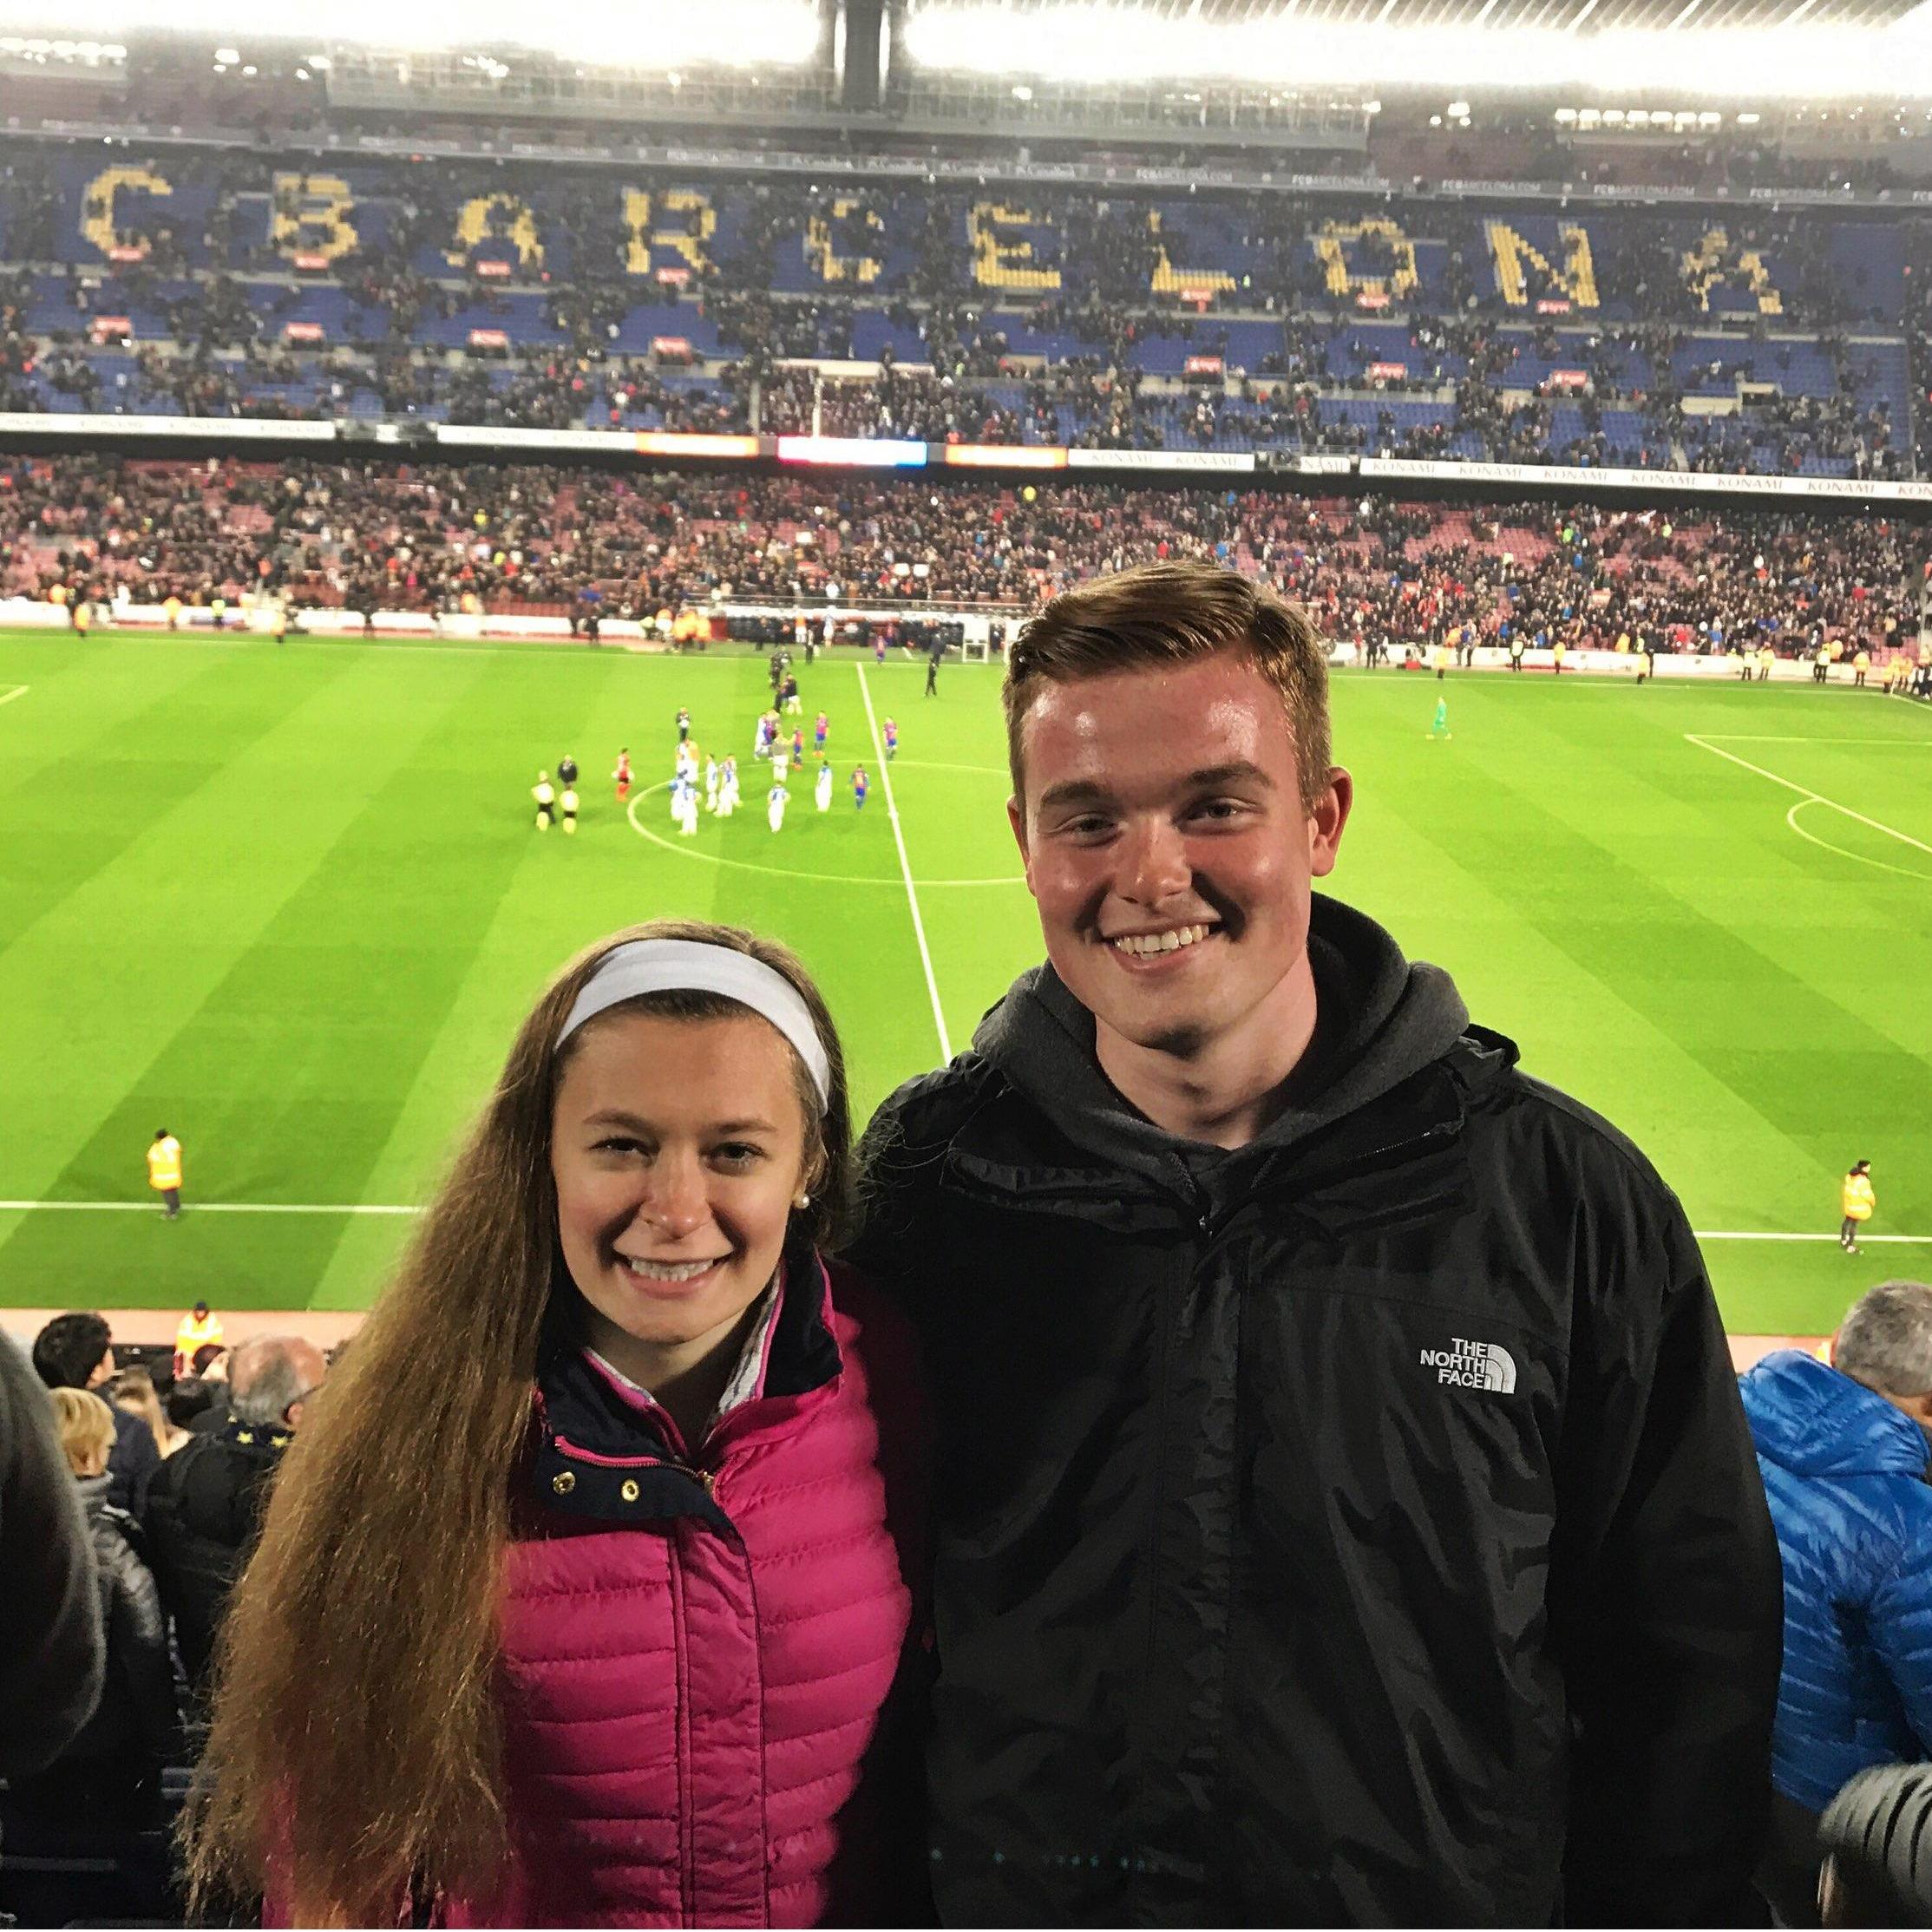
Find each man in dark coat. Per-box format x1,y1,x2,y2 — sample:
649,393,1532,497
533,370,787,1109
854,561,1782,1925
32,1311,157,1516
144,1334,326,1700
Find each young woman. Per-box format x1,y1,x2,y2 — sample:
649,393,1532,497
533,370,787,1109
104,1365,191,1459
186,920,927,1927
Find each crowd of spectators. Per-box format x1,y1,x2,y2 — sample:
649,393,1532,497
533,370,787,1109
3,1312,329,1921
0,143,1919,475
0,455,1916,654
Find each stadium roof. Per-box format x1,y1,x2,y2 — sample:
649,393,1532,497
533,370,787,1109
901,0,1932,93
905,0,1922,28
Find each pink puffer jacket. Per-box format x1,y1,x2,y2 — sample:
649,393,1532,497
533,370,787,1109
444,1254,927,1929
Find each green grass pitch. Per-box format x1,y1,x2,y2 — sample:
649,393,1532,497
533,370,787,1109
2,625,1928,1338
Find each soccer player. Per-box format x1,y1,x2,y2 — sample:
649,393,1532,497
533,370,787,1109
717,756,739,818
704,754,720,814
612,749,632,803
675,740,697,785
1841,1161,1876,1254
852,764,868,810
676,707,691,743
532,770,555,832
874,632,887,669
815,711,828,755
768,776,789,835
1428,697,1451,741
815,758,834,813
558,755,578,790
147,1128,184,1220
678,783,699,837
883,717,898,761
560,784,580,837
773,741,790,787
791,726,805,767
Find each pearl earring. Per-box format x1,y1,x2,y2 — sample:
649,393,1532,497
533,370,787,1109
794,1190,811,1209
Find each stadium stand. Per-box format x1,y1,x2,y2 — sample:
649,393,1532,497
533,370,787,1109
0,141,1916,477
1,455,1917,657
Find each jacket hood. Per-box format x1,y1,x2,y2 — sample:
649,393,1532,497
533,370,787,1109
972,892,1472,1194
1741,1350,1932,1480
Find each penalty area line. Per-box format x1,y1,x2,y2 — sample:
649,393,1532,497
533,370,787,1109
1684,734,1932,860
0,684,28,708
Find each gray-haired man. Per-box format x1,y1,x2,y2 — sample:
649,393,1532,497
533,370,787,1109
144,1334,327,1700
1741,1280,1932,1924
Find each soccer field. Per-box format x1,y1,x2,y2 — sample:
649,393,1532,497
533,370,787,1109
2,625,1928,1338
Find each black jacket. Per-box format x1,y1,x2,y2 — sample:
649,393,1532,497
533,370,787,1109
15,1475,180,1815
107,1402,159,1516
0,1335,103,1776
143,1416,290,1693
851,895,1780,1927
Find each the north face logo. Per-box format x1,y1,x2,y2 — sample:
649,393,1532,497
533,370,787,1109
1418,1336,1518,1392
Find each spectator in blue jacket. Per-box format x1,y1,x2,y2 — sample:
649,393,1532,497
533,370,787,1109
1740,1280,1932,1926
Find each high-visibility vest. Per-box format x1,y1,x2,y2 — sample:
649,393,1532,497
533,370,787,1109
147,1136,182,1191
1843,1173,1876,1223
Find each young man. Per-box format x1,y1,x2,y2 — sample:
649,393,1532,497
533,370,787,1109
814,711,829,756
559,783,579,837
147,1128,183,1219
853,560,1779,1927
612,748,632,804
717,756,738,818
676,707,691,743
766,775,788,835
883,717,898,762
557,754,579,790
815,757,834,813
531,770,555,832
851,764,868,810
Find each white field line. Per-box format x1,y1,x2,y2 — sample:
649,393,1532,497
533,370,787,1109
1697,735,1932,745
0,684,28,708
1684,733,1932,860
2,1199,1928,1242
0,1200,416,1215
857,662,952,1063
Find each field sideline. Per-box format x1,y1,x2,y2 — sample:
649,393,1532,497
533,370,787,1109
2,625,1928,1340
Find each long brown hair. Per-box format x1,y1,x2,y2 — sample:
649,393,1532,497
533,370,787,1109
182,919,855,1922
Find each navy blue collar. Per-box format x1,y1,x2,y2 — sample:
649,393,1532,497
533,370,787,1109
529,1243,841,1531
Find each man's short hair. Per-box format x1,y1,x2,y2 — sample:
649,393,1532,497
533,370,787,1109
1835,1280,1932,1399
31,1312,112,1390
1003,561,1333,807
192,1342,227,1376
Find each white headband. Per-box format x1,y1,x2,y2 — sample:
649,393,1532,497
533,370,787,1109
559,940,832,1113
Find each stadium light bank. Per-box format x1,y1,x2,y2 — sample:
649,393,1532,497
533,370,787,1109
0,0,822,67
901,0,1932,99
